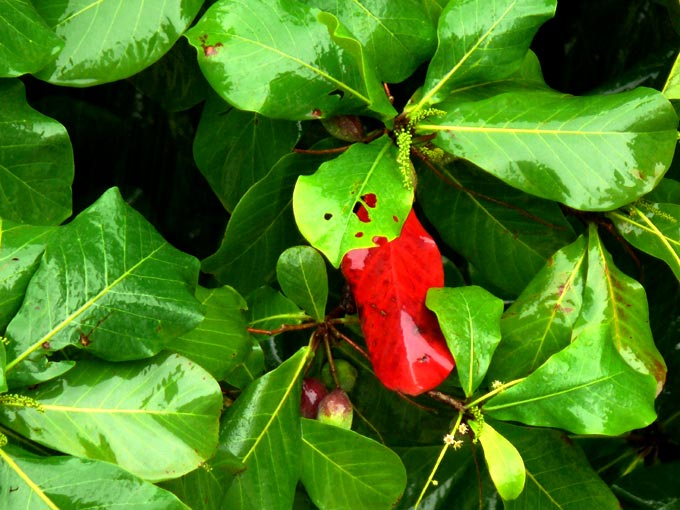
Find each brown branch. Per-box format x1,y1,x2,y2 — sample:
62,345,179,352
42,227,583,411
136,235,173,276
247,321,319,336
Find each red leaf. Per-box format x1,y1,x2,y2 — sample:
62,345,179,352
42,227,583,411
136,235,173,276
341,210,455,395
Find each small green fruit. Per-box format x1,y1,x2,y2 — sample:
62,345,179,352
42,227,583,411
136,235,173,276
321,359,358,393
316,389,353,430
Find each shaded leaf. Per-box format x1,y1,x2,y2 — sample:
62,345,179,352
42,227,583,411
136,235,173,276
612,461,680,510
0,353,222,481
487,236,587,382
0,80,73,225
0,443,190,509
171,286,251,381
420,84,678,211
427,286,504,396
247,286,307,334
221,347,310,510
194,95,301,212
277,246,328,322
224,345,265,390
33,0,203,85
294,136,413,267
300,418,407,510
5,187,203,377
186,0,395,120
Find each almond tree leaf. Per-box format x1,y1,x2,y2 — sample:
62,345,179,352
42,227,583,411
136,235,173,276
427,286,504,397
487,236,587,382
0,0,63,77
0,80,73,225
0,443,191,510
294,136,413,267
300,418,407,510
221,347,310,510
420,84,678,211
0,342,5,393
415,0,556,109
4,187,203,379
0,352,222,481
193,95,301,213
186,0,395,120
662,49,680,100
246,286,306,333
276,246,328,322
33,0,203,86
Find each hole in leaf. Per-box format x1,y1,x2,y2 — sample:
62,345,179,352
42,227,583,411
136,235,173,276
353,202,370,223
372,236,387,246
328,89,345,99
324,213,333,220
361,193,377,208
393,215,399,222
355,232,363,238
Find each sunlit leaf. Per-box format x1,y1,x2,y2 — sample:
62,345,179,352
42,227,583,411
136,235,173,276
662,49,680,100
276,246,328,322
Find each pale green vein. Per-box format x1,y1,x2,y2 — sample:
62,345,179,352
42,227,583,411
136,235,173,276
0,447,59,510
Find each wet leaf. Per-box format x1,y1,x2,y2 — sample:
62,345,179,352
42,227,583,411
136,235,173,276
294,136,413,267
0,353,222,481
427,286,504,397
276,246,328,322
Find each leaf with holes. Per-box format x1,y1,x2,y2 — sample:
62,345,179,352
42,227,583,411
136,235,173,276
341,210,454,396
294,136,413,267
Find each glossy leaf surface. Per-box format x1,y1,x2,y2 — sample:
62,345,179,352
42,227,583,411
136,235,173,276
417,160,576,295
5,188,203,375
194,95,301,212
0,0,63,77
203,153,326,294
247,286,306,333
0,80,73,225
0,353,222,481
186,0,395,120
221,347,310,510
420,84,678,211
33,0,203,85
0,444,190,510
341,210,454,396
276,246,328,322
294,136,413,267
427,286,503,396
488,236,587,382
300,418,407,510
171,285,251,381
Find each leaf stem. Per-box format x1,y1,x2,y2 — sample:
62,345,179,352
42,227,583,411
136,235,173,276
466,378,525,408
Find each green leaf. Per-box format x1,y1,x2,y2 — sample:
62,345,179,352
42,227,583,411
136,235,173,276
225,344,264,390
419,84,678,211
0,0,63,77
484,323,658,435
247,286,307,333
171,286,251,381
0,443,191,510
5,188,203,376
221,347,310,510
277,246,328,322
417,159,576,295
300,418,407,510
662,49,680,100
414,0,556,110
426,286,503,397
0,341,6,393
469,420,525,501
33,0,203,86
0,80,73,225
612,461,680,510
203,152,327,295
487,236,587,382
0,352,222,481
293,136,413,267
495,422,621,510
609,203,680,280
0,220,53,332
186,0,396,121
194,95,301,212
309,0,437,83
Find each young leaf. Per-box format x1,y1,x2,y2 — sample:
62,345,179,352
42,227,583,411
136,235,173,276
414,0,556,111
427,286,504,397
221,347,310,510
276,246,328,322
294,136,413,267
0,80,73,225
420,84,678,211
171,286,251,381
194,95,301,213
4,187,203,375
186,0,395,120
487,236,587,382
484,323,658,435
33,0,203,85
300,418,407,510
341,210,454,396
0,0,63,77
0,353,222,481
0,444,190,510
469,419,526,501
